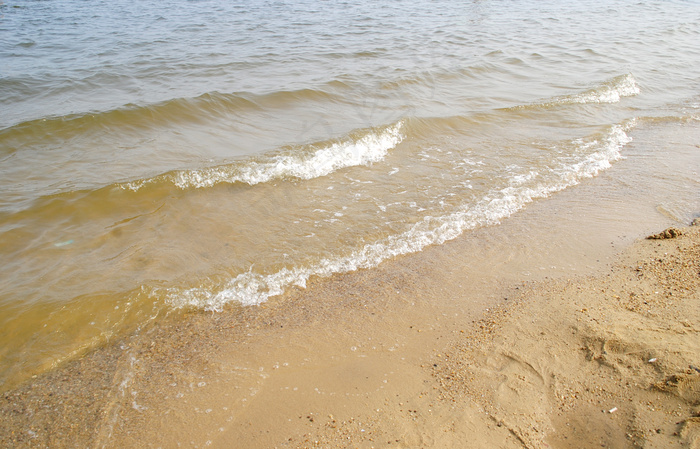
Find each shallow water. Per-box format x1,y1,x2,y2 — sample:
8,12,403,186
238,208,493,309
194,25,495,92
1,0,699,390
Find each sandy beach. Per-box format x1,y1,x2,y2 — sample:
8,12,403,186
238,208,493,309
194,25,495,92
3,2,700,448
429,224,700,449
1,215,698,448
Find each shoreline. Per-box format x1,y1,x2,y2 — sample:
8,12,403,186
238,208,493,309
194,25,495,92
272,224,700,449
2,129,700,447
3,3,700,447
1,220,697,448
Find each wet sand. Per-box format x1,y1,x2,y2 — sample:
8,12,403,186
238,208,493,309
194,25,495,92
2,123,700,448
1,210,698,448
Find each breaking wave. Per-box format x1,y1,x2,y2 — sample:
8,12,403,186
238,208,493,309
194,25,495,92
122,121,404,190
158,120,636,310
556,73,641,105
508,74,641,113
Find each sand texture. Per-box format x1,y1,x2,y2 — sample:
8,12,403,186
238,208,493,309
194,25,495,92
430,225,700,449
1,225,698,448
278,226,700,449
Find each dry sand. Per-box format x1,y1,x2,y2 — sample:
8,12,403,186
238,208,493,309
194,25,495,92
275,225,700,449
1,223,698,448
429,224,700,449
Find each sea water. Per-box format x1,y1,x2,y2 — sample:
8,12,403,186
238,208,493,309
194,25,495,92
1,0,699,390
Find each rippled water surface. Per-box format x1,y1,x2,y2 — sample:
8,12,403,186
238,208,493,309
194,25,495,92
1,0,699,390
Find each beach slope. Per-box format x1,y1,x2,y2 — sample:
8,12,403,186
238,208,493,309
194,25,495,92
284,225,700,448
1,225,698,448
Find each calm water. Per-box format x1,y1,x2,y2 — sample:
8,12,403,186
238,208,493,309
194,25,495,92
1,0,699,390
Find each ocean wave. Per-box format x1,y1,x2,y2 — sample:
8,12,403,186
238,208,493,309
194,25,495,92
159,120,636,311
122,121,404,190
0,87,341,149
553,73,640,105
506,74,640,114
633,112,700,126
557,73,641,104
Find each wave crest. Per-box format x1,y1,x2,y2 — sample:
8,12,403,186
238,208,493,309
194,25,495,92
506,74,641,114
123,121,404,190
159,120,636,311
555,73,640,105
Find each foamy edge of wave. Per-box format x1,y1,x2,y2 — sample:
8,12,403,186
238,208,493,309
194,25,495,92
559,73,640,105
160,120,635,311
122,121,404,191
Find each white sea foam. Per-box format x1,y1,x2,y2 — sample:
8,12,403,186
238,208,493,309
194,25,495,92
558,74,640,105
509,74,640,113
161,120,636,311
123,121,404,191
